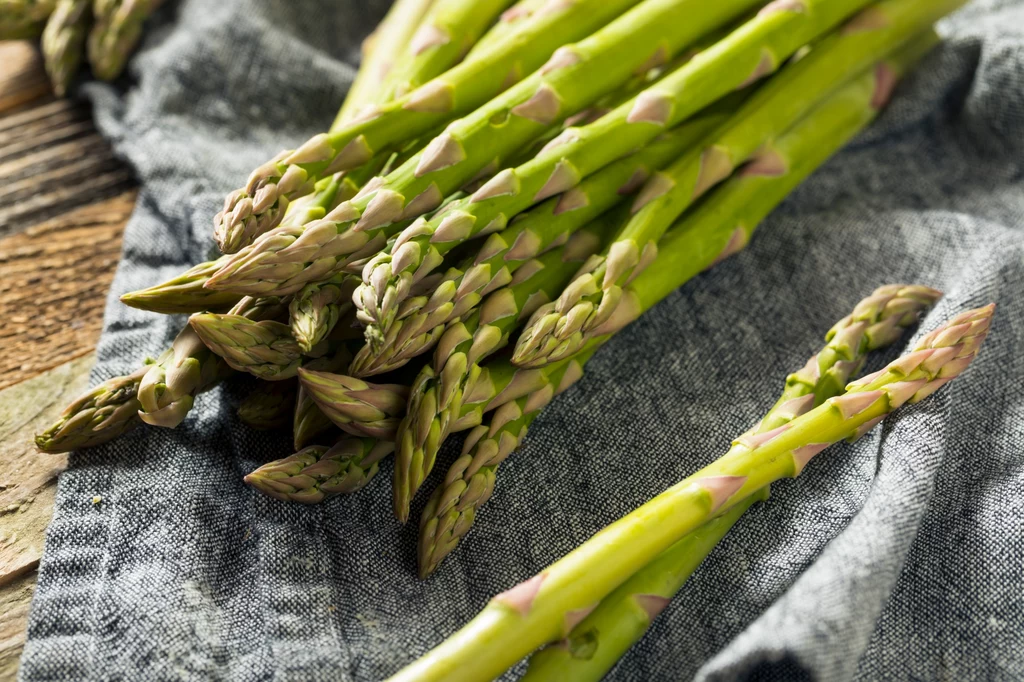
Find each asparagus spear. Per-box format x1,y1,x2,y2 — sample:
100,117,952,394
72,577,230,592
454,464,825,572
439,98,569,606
513,0,968,368
88,0,163,81
289,274,357,354
387,303,993,682
379,0,515,101
35,366,148,453
464,0,546,61
349,0,887,336
245,437,395,504
352,93,738,357
297,368,410,441
120,256,243,315
335,0,437,128
237,379,297,430
417,282,941,576
523,488,769,681
0,0,56,40
210,0,642,253
41,0,90,96
393,219,615,522
137,296,287,427
398,40,934,516
293,385,339,450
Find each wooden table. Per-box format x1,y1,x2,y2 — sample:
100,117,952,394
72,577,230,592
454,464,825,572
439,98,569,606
0,41,137,679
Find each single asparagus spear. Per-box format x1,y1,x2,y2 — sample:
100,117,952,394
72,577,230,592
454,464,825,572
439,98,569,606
293,385,339,450
297,367,410,441
41,0,90,96
352,94,738,356
245,437,395,504
464,0,546,61
512,0,966,369
88,0,163,81
387,303,994,682
138,296,288,427
417,282,941,576
335,0,438,128
379,0,515,101
289,274,358,354
0,0,56,40
120,256,243,315
34,365,148,453
210,0,641,252
393,219,615,521
347,0,881,332
237,379,297,430
524,489,769,681
204,0,756,299
402,43,931,491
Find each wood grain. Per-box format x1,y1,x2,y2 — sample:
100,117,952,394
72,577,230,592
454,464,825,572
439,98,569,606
0,39,135,679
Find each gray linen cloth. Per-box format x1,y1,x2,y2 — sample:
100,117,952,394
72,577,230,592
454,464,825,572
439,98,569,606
19,0,1024,680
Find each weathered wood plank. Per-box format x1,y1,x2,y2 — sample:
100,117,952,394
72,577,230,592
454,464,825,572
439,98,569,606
0,193,134,390
0,354,96,679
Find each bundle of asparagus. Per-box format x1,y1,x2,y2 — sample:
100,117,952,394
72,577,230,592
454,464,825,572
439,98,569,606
2,0,164,95
37,0,978,594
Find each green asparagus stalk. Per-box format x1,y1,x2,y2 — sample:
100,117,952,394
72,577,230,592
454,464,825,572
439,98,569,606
523,488,768,681
137,296,287,427
293,385,340,450
416,280,939,576
353,97,737,358
0,0,56,40
379,0,514,101
120,256,243,315
464,0,545,61
34,365,148,453
512,0,966,368
335,0,437,128
289,274,358,353
393,221,615,521
245,437,395,504
41,0,90,96
297,367,410,441
397,43,931,510
348,0,882,333
209,0,642,255
387,302,993,681
88,0,163,81
237,379,297,430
